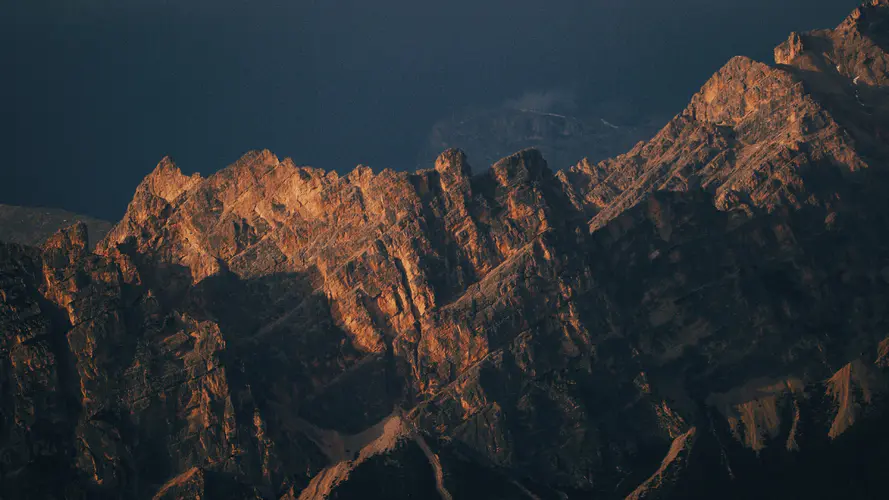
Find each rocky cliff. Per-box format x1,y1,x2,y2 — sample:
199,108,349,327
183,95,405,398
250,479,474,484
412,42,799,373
3,2,889,499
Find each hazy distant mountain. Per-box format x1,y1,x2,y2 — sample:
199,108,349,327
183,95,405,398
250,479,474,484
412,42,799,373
419,99,665,171
3,2,889,499
0,203,112,248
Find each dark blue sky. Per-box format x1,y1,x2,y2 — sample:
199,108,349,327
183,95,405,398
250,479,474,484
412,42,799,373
2,0,859,219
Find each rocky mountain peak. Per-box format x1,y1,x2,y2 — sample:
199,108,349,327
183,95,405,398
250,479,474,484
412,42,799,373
774,0,889,88
434,148,472,181
140,156,201,204
774,32,806,65
490,147,549,187
685,55,801,127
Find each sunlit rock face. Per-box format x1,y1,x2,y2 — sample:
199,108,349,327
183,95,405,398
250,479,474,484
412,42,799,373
4,3,889,499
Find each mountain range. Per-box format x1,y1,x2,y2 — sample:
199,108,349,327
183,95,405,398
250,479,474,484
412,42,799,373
2,2,889,499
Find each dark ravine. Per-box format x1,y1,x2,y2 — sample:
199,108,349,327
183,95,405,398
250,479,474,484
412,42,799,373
3,2,889,499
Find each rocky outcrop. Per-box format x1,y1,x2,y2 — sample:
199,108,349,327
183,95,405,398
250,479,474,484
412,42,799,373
4,2,889,499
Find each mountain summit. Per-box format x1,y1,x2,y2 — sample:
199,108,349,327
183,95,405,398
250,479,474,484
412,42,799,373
3,3,889,499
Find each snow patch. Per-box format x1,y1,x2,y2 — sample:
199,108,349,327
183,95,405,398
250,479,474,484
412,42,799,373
600,118,620,129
